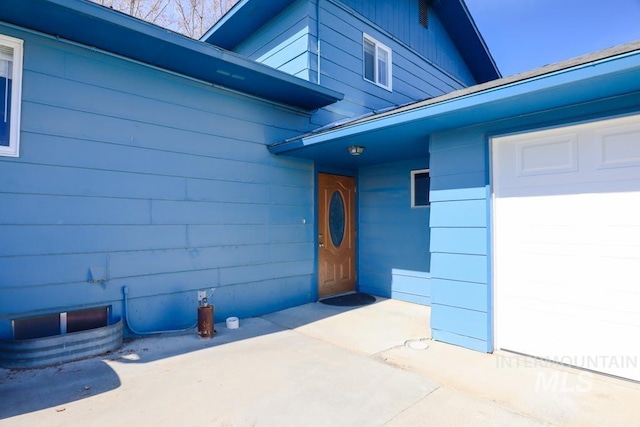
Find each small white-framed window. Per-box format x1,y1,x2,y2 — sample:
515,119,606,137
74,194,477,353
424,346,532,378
411,169,430,208
0,34,23,157
363,34,392,91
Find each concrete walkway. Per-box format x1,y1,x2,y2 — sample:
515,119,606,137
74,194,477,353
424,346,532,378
1,299,639,426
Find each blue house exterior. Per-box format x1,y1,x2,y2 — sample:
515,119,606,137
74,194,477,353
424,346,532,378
203,0,498,124
0,0,344,339
204,0,499,305
273,43,640,381
2,0,639,381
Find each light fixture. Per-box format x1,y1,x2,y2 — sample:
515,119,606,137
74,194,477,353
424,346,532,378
347,145,365,156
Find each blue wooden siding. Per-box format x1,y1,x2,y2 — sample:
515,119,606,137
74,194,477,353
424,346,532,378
358,158,431,304
234,0,314,81
0,25,318,339
336,0,476,86
308,0,468,125
429,130,490,352
229,0,470,127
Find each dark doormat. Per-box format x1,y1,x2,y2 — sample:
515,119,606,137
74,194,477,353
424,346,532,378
320,292,376,307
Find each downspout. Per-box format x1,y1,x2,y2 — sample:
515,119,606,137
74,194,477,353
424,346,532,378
316,0,321,84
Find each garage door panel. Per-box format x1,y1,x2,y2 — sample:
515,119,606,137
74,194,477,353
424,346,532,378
596,124,640,169
493,114,640,381
517,135,578,176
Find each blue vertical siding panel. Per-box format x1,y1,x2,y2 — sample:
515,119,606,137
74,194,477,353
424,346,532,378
358,159,431,304
310,0,467,125
226,0,471,126
337,0,475,85
358,273,388,299
429,129,491,352
0,25,317,338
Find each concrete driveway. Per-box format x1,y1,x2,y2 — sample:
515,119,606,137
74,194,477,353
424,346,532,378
1,299,639,426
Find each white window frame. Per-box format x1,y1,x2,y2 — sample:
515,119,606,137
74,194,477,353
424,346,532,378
363,34,392,91
411,169,430,208
0,34,23,158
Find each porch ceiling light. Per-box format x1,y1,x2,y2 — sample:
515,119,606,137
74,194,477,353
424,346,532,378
347,145,365,156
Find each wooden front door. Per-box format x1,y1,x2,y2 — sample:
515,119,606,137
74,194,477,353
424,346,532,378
318,173,356,298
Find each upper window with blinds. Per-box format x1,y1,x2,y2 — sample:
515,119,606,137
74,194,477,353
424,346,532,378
0,34,23,157
363,34,392,91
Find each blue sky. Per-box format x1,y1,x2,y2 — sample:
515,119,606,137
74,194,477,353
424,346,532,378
465,0,640,76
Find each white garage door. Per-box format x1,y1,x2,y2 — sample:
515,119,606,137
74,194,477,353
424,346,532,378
492,114,640,381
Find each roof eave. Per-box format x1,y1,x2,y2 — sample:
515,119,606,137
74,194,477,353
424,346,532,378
200,0,295,50
434,0,501,83
0,0,342,111
202,0,501,83
271,42,640,154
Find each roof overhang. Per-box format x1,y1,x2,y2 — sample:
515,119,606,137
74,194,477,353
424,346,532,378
433,0,500,83
200,0,295,50
270,42,640,169
202,0,500,83
0,0,342,111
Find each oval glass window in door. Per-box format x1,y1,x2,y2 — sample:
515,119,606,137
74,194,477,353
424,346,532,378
329,191,345,247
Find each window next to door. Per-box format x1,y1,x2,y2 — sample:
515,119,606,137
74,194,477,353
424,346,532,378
0,34,23,158
411,169,430,208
